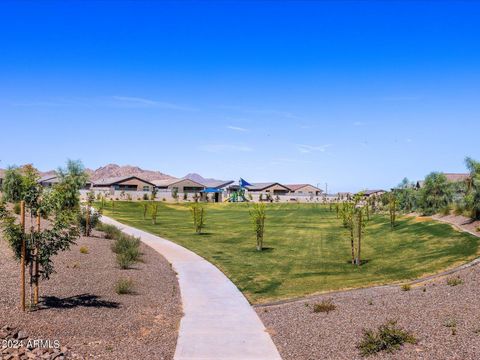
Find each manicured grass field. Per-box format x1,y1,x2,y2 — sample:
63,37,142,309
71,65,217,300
98,202,480,303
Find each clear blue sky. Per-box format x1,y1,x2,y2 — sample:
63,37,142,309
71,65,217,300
1,1,479,193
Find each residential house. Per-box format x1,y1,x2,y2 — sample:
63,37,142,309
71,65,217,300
153,178,205,194
246,183,291,195
93,176,154,192
286,184,323,196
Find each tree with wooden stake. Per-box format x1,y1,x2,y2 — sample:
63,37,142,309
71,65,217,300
353,207,367,266
150,203,158,225
0,161,84,310
389,192,397,230
190,203,205,234
143,203,148,220
249,203,266,251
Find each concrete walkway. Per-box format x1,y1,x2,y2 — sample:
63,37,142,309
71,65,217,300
101,216,282,360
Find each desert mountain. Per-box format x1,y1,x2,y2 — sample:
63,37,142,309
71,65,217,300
183,173,223,185
0,164,175,182
89,164,175,181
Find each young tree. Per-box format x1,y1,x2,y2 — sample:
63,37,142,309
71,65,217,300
389,193,397,229
249,203,266,251
0,163,81,310
190,203,205,234
55,159,88,211
2,166,24,203
150,203,158,224
172,188,179,202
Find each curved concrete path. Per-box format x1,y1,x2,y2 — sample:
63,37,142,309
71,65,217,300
101,216,282,360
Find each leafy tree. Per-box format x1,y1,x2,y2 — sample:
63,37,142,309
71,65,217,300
172,188,179,202
150,203,159,224
249,203,266,251
395,178,417,213
465,157,480,219
54,159,88,211
190,203,205,234
418,172,453,215
2,166,24,203
150,187,158,201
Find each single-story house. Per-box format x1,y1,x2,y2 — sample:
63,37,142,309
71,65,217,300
153,178,205,193
39,175,60,187
286,184,323,196
39,174,92,189
246,183,291,195
202,180,235,191
416,173,470,189
92,176,154,192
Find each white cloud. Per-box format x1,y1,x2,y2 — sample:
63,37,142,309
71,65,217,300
111,96,196,111
227,125,249,132
353,121,365,126
297,144,331,154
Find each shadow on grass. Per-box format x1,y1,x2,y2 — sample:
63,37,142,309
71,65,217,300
37,294,120,311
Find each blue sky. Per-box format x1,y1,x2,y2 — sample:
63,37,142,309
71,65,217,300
1,1,480,192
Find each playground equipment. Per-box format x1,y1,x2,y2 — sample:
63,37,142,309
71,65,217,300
225,178,251,202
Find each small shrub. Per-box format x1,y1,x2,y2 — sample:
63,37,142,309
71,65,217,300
79,246,89,254
96,223,122,239
313,299,336,314
446,276,463,287
357,320,417,357
444,318,457,335
13,202,21,215
401,284,411,292
115,278,134,294
111,234,141,269
143,193,149,201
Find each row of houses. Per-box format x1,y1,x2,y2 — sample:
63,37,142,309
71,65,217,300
37,174,324,201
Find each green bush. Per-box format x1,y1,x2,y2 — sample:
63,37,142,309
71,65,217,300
115,278,134,294
111,234,141,269
96,223,122,239
13,202,21,215
446,276,463,287
357,320,416,357
401,284,411,291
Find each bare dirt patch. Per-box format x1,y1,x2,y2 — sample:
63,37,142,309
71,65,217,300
0,228,182,359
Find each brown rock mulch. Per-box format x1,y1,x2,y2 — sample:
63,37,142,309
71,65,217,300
0,228,182,359
257,216,480,360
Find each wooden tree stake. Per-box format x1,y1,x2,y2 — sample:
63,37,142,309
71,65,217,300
20,201,26,312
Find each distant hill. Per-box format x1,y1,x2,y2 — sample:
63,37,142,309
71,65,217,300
0,163,175,182
89,164,175,181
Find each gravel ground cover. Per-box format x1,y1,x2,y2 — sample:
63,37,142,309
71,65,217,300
0,226,182,359
258,216,480,360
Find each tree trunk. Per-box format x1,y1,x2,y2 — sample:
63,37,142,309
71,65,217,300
20,201,26,312
85,205,90,236
350,227,355,265
34,212,40,305
357,211,362,266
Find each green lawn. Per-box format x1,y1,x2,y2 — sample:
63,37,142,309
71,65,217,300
97,202,480,304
